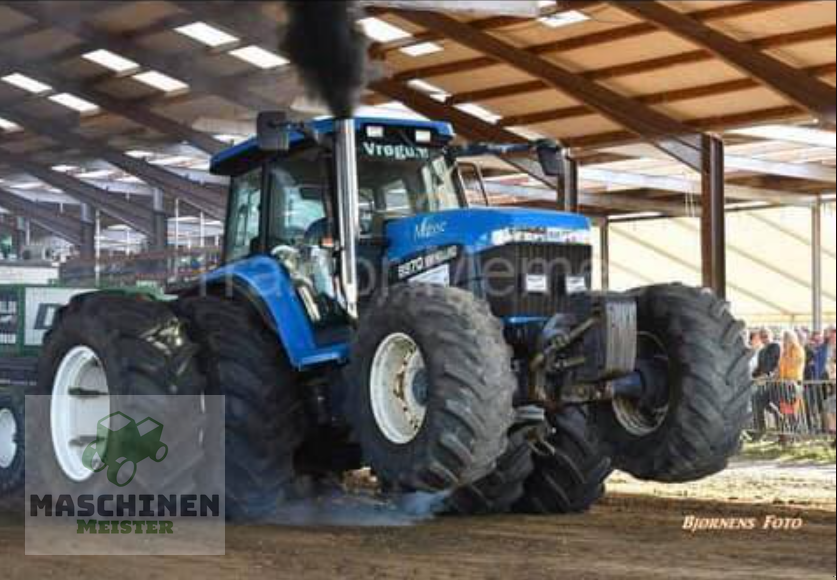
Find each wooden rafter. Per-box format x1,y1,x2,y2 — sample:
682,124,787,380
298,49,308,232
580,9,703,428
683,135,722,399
497,63,836,129
388,1,805,83
0,109,226,219
0,149,156,235
0,187,82,245
10,2,291,113
391,9,705,170
0,54,225,155
611,1,836,128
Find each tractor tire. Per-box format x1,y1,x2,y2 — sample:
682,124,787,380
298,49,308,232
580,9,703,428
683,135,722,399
516,406,612,514
348,284,516,493
594,284,752,483
445,428,534,516
33,292,206,494
0,392,24,498
176,296,308,521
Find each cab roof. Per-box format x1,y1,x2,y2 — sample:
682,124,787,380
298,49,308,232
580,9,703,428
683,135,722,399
210,117,455,176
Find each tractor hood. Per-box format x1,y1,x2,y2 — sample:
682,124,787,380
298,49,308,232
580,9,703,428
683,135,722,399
385,207,591,261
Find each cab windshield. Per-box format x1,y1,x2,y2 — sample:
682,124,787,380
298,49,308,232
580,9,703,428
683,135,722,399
356,141,462,233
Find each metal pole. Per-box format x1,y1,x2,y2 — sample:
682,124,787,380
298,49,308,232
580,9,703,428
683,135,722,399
812,197,823,332
562,153,579,213
335,118,360,321
700,134,726,298
79,202,95,262
199,211,206,248
600,218,610,291
151,188,168,251
94,210,101,286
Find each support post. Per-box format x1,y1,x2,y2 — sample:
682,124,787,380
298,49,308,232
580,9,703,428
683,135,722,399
79,203,95,262
94,210,101,287
560,151,579,213
151,188,168,251
14,217,27,259
812,198,823,332
600,217,611,291
700,134,726,298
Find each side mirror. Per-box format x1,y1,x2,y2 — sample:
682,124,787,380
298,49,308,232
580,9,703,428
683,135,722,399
535,139,561,176
257,111,292,152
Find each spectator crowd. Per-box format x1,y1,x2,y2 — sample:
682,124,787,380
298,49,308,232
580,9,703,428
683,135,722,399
749,326,836,441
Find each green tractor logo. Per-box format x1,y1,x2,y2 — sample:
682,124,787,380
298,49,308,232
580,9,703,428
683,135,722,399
81,412,168,487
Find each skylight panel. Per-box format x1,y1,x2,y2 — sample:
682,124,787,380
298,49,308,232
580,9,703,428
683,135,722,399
175,22,239,47
538,10,589,28
132,71,188,93
359,17,411,43
228,46,289,69
400,42,443,57
455,103,502,124
48,93,100,114
1,73,52,94
82,49,139,73
0,117,21,132
407,79,449,102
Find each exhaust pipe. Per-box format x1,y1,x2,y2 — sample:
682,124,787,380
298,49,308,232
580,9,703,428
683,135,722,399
334,118,360,320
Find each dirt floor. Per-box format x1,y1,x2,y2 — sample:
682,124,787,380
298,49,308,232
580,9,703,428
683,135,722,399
2,460,835,580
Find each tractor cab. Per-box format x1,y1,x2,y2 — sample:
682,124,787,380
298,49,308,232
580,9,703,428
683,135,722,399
209,117,466,325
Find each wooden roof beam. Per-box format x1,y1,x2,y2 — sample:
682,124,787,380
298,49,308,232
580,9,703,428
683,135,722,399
497,63,835,130
0,55,225,155
0,109,226,219
11,2,289,113
611,1,836,129
0,187,83,245
392,9,705,170
390,1,806,84
390,24,836,108
0,149,156,235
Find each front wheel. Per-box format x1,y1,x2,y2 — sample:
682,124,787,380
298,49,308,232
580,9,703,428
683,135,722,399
594,284,752,483
348,284,516,493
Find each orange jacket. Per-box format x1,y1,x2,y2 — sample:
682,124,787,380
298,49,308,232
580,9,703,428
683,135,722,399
778,343,806,381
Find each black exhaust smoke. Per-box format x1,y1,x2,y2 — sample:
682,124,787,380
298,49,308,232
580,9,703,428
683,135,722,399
281,1,368,117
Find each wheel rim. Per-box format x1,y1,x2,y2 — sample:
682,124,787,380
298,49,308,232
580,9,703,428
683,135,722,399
370,332,428,445
51,346,111,482
613,332,671,437
0,408,17,470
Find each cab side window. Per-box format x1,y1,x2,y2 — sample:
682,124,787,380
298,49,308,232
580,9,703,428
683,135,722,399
225,167,262,262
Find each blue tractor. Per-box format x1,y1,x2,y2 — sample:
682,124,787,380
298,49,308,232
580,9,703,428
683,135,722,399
39,114,751,518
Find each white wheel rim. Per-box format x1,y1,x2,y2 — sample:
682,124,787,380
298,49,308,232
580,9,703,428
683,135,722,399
0,408,17,470
370,333,428,445
51,346,111,482
613,396,668,437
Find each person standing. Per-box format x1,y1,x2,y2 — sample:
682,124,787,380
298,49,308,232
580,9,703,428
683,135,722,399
825,330,836,446
815,328,836,380
754,329,781,379
778,331,806,436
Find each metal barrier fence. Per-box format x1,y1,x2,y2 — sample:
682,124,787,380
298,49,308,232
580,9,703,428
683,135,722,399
749,379,837,439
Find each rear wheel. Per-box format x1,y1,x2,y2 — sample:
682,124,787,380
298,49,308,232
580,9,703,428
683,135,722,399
594,284,752,483
176,296,309,520
516,406,612,514
349,284,516,493
34,292,206,493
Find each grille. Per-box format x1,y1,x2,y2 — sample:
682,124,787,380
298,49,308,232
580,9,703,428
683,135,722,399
478,243,592,318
